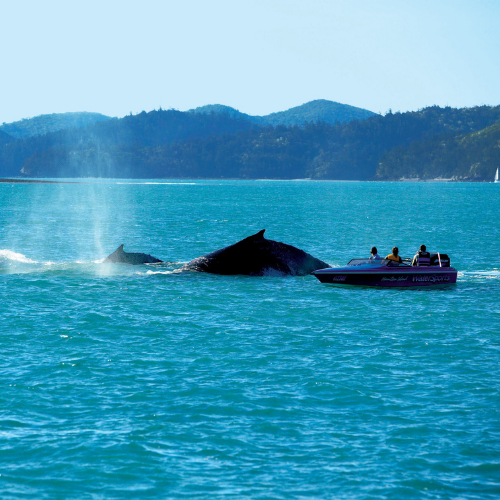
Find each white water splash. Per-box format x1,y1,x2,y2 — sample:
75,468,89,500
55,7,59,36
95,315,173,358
0,249,38,264
144,269,185,275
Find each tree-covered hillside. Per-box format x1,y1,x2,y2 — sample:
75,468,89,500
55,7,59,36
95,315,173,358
0,112,111,139
2,105,499,180
0,129,12,146
0,109,258,177
119,106,500,180
376,122,500,181
257,99,376,126
304,105,500,180
189,99,376,127
189,105,256,122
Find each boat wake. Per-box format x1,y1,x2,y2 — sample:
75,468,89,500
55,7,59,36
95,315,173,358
460,270,500,278
462,270,500,277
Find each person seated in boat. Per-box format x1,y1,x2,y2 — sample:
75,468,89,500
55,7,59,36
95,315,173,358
412,244,431,266
369,246,382,261
385,247,402,263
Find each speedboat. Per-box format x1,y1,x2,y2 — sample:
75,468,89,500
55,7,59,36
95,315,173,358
313,253,457,287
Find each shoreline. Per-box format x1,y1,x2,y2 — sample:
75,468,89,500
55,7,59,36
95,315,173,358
0,178,78,184
0,177,494,184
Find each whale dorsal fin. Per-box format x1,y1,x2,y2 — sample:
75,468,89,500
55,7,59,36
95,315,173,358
240,230,266,245
249,229,265,240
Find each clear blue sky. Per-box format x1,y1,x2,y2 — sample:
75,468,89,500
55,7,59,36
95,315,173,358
1,0,499,123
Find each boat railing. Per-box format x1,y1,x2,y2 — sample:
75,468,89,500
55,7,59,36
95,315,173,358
346,259,381,266
347,253,450,268
346,258,411,267
384,259,411,267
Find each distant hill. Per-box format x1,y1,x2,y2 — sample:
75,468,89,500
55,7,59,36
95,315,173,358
0,112,112,139
258,99,376,126
376,121,500,181
2,104,500,180
190,99,376,127
0,108,258,177
189,104,255,122
131,105,500,180
303,105,500,180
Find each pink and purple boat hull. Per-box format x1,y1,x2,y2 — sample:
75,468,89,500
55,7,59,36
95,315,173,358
313,258,457,287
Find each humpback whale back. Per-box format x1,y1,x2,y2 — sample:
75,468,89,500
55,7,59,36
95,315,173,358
103,245,163,265
184,229,330,276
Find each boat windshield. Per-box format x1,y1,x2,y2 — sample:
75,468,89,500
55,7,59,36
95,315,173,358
346,259,411,267
346,259,385,267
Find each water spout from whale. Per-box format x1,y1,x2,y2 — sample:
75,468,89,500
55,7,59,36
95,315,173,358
103,245,163,265
182,229,330,276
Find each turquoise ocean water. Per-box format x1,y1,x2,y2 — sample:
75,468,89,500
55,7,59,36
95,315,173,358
1,180,499,499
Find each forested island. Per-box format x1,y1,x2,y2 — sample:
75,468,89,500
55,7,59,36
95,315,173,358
0,101,499,181
0,112,111,139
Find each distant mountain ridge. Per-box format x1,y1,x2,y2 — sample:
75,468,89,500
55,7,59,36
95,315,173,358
2,104,499,181
1,101,374,141
189,99,376,126
0,109,258,177
135,105,500,181
0,112,112,139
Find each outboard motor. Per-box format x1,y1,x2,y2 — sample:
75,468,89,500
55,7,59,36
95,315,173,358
430,253,450,267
